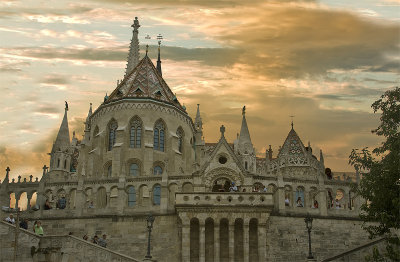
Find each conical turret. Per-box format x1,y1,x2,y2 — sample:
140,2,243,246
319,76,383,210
125,17,140,77
49,103,72,173
51,103,70,153
237,106,254,155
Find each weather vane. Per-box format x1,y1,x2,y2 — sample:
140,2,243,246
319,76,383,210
157,34,163,46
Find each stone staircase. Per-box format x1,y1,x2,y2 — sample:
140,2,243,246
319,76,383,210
320,238,386,262
0,221,142,262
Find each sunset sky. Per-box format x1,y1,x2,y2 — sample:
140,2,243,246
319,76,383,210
0,0,399,181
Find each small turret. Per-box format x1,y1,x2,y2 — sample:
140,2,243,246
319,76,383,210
268,145,273,160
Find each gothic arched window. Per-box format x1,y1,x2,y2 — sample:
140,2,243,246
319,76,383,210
176,127,184,153
154,166,163,176
129,163,140,176
130,117,142,148
153,185,161,205
154,120,165,152
108,120,118,151
127,186,136,207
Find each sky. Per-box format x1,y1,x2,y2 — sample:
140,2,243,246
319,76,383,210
0,0,399,181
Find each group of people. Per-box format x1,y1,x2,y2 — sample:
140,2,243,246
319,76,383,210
82,234,108,248
3,215,44,235
44,197,67,210
284,197,319,209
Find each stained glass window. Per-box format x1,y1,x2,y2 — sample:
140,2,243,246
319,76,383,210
154,121,165,151
128,186,136,207
108,121,118,151
153,185,161,205
130,118,142,148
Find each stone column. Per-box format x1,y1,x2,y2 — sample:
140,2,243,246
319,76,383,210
182,223,190,262
229,222,234,262
258,222,267,262
15,194,20,210
214,221,220,262
26,194,32,210
317,189,327,216
199,221,205,262
244,219,250,262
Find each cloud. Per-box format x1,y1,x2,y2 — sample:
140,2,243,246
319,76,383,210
0,61,30,73
203,4,400,79
40,74,70,85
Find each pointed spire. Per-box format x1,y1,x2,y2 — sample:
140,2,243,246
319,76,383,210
268,145,273,160
125,17,140,77
157,34,163,76
320,149,324,164
52,104,70,152
195,104,203,131
238,105,254,154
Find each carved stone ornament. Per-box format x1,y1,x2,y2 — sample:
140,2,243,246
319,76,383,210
203,167,244,190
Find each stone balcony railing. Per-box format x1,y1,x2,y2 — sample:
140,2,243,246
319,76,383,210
175,192,274,207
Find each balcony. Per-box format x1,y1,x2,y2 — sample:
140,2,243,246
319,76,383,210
175,192,274,207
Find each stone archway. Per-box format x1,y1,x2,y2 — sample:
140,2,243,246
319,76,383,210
203,167,244,192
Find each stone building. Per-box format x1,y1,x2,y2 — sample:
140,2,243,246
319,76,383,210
0,17,374,262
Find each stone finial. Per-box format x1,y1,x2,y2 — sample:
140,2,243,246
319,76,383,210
29,175,33,182
42,165,48,176
18,175,21,183
220,125,225,137
35,177,39,182
12,178,15,183
242,105,246,115
23,177,27,183
4,167,10,182
146,44,149,56
65,101,69,111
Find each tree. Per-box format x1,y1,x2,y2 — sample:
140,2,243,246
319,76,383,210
349,87,400,261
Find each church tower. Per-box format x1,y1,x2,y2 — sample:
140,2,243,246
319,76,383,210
49,103,72,173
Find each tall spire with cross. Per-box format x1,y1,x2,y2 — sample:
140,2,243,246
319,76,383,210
157,34,163,76
125,17,140,77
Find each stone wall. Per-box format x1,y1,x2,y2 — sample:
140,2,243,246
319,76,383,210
266,215,373,262
0,221,40,262
38,214,180,262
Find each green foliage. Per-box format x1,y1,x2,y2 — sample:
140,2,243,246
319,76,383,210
349,87,400,261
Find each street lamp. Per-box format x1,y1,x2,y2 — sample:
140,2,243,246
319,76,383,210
145,214,155,259
304,214,314,259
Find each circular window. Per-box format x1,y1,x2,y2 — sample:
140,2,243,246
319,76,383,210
218,156,227,164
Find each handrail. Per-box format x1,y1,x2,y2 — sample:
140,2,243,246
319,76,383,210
321,238,385,262
1,221,140,262
43,235,141,261
0,221,41,238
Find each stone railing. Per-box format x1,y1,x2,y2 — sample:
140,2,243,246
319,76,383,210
175,192,274,207
0,221,141,262
321,238,386,261
39,235,141,262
